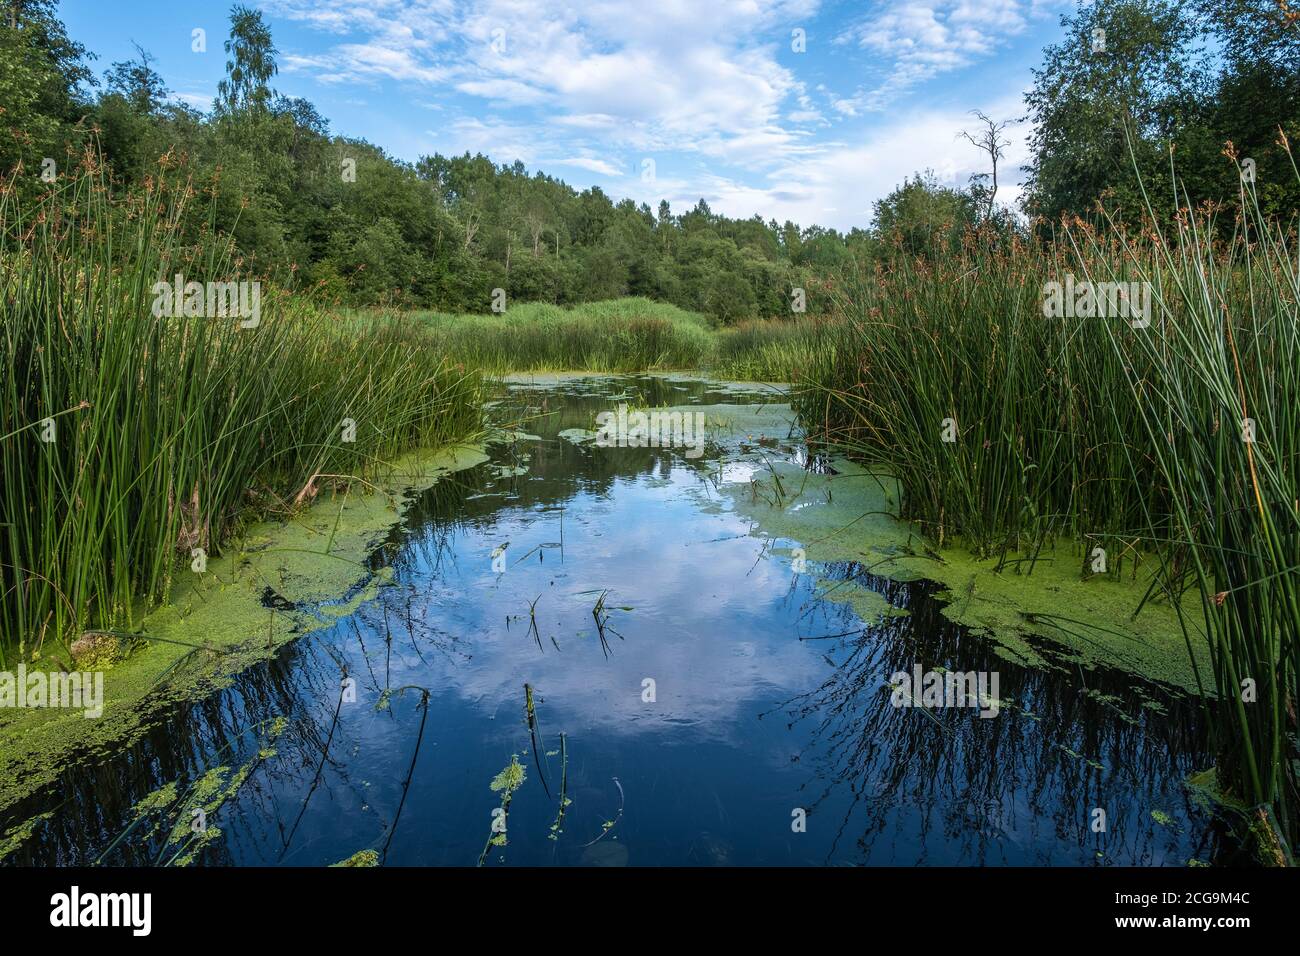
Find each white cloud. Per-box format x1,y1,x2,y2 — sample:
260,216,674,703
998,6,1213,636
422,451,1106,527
455,77,550,105
833,0,1067,112
264,0,1043,229
283,43,448,85
555,156,625,177
425,117,543,164
169,91,213,111
269,0,820,168
624,92,1032,230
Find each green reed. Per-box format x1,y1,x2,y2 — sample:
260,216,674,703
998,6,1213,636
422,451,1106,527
798,155,1300,858
0,151,482,662
408,298,716,372
1077,145,1300,861
797,234,1161,557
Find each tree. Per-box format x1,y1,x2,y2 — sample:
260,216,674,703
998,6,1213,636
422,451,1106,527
104,43,166,113
0,0,855,316
0,0,93,180
959,110,1010,221
872,172,978,258
522,195,553,257
216,4,277,117
1190,0,1300,218
1024,0,1300,223
1195,0,1300,71
1022,0,1206,221
704,270,756,324
95,44,170,180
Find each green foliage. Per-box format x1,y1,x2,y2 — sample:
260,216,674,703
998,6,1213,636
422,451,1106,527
1024,0,1300,221
490,755,527,795
0,8,860,323
0,154,483,660
330,849,380,867
5,1,1297,323
799,159,1300,856
400,297,828,381
103,43,166,113
872,172,979,259
410,298,715,372
216,4,277,117
0,0,94,194
714,318,830,382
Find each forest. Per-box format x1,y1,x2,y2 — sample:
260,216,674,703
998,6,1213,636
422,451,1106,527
2,0,1296,318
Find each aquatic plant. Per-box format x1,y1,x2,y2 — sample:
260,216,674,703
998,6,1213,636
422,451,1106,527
93,714,288,866
478,753,527,866
798,145,1300,859
330,849,380,867
523,683,551,798
548,733,571,842
0,150,483,661
586,589,631,659
580,776,625,848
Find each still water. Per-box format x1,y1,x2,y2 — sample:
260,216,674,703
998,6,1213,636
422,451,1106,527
3,375,1217,866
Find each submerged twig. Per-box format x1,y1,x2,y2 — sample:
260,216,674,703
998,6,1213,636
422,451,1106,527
524,683,552,798
580,776,625,848
548,733,570,843
278,672,347,860
381,686,432,864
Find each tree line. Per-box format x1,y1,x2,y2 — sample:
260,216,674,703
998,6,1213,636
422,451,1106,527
1,0,1296,320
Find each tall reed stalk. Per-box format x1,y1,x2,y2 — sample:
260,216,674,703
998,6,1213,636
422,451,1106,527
799,149,1300,859
1078,141,1300,861
0,148,482,664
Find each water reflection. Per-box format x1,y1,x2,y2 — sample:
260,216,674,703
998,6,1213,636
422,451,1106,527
1,375,1218,866
774,568,1210,864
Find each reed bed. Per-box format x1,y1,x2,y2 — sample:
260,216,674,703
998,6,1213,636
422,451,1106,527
409,298,715,372
1083,165,1300,862
0,152,482,664
797,236,1163,556
401,298,828,381
713,317,830,382
798,158,1300,858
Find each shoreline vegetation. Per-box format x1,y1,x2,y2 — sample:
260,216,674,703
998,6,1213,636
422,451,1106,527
1,1,1297,866
797,165,1300,862
0,443,488,815
384,298,822,380
1,157,485,663
2,151,1297,861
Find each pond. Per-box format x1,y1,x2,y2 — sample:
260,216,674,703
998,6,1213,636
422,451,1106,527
1,374,1220,866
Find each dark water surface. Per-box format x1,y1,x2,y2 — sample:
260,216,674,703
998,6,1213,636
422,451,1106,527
3,374,1218,866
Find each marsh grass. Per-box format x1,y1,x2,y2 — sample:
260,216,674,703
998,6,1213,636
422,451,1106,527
1080,149,1300,861
396,297,823,380
714,317,829,382
799,152,1300,858
797,236,1159,557
409,298,715,372
0,151,483,663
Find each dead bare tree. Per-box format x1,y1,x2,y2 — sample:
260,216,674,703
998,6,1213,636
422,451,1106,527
959,110,1011,221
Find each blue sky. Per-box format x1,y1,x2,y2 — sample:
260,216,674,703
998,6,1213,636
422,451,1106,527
61,1,1077,230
